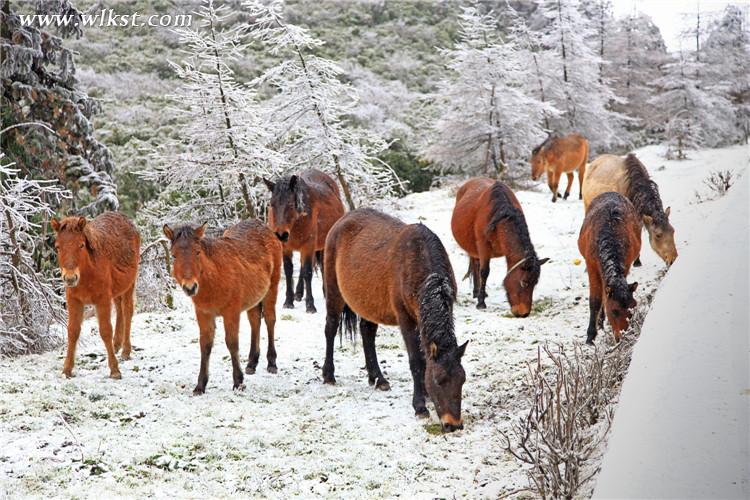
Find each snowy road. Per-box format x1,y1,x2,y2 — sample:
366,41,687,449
0,145,746,497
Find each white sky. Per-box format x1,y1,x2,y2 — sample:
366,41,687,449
611,0,746,52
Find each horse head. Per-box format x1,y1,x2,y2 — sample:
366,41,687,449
163,223,207,297
51,216,91,288
264,174,310,243
643,208,677,266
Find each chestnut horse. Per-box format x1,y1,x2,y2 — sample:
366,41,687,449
264,169,345,313
578,192,641,344
322,209,468,432
583,153,677,266
451,178,549,315
531,133,589,202
51,213,140,379
163,220,281,394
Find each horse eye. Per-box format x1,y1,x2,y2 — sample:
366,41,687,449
79,243,85,249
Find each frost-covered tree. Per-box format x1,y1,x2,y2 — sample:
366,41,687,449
536,0,627,150
649,48,735,159
245,0,400,209
0,0,118,214
702,5,750,143
422,6,555,177
144,0,285,224
0,150,68,356
580,0,613,83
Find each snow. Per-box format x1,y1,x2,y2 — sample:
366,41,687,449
594,148,750,498
0,144,747,497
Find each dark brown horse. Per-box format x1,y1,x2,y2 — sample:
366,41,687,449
531,133,589,202
163,220,281,394
451,178,549,315
583,153,677,266
51,213,140,379
264,169,345,314
322,209,468,432
578,192,642,344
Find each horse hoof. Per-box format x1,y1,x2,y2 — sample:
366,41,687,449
564,193,570,200
585,337,595,346
283,302,294,309
376,379,391,391
120,353,131,361
245,366,256,375
193,387,205,395
415,408,430,419
306,305,317,314
62,370,73,379
476,302,487,310
323,376,336,385
267,365,278,374
294,293,303,302
233,383,246,392
109,371,122,380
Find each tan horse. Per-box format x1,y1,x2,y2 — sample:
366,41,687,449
51,213,140,379
531,133,589,202
582,153,677,266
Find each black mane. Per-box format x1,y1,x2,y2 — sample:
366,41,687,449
596,204,630,306
532,135,555,156
624,154,667,226
487,183,538,262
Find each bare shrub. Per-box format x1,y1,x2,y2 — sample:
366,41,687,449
693,169,736,203
136,238,175,312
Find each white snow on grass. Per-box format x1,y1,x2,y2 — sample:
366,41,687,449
0,144,746,498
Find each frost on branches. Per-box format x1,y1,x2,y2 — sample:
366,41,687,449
145,0,285,225
0,156,68,357
423,6,555,178
245,0,400,209
0,0,118,214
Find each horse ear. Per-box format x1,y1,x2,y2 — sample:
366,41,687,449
457,340,469,358
76,216,87,231
51,217,60,232
629,282,639,293
163,224,174,241
263,178,275,192
664,206,671,218
195,222,207,239
288,175,298,191
538,257,550,266
643,214,653,226
430,342,438,360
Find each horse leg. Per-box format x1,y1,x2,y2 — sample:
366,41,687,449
360,319,389,390
282,252,294,308
113,297,124,355
578,161,586,200
121,284,135,360
294,254,305,302
223,313,244,390
322,252,344,385
316,250,326,298
302,251,316,313
95,301,121,379
399,313,428,418
477,256,490,310
586,268,603,345
548,171,559,202
245,305,261,375
563,172,574,200
194,311,215,395
263,272,279,373
62,297,84,378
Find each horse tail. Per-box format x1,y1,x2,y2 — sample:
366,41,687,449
339,303,359,341
462,258,473,289
314,250,323,275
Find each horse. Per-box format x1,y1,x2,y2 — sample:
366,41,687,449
578,192,642,344
322,209,468,432
582,153,677,266
531,133,589,202
163,220,281,394
264,169,345,314
451,178,549,315
51,213,140,379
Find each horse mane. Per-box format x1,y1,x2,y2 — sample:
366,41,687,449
624,154,667,225
487,183,537,261
414,224,458,360
171,224,220,257
596,205,630,306
531,135,555,156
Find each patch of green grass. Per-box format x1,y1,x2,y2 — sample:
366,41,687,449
424,423,443,436
280,314,294,321
531,296,555,315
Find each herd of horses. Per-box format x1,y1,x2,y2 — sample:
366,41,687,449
50,133,678,433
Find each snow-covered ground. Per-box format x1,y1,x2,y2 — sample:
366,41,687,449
0,145,746,498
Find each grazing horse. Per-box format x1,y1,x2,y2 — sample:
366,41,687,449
578,192,641,344
531,133,589,202
322,209,468,432
163,220,281,394
51,213,140,379
583,153,677,266
264,169,345,313
451,178,549,315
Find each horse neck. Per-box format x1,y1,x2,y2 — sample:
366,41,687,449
495,217,534,267
597,229,627,291
196,241,222,295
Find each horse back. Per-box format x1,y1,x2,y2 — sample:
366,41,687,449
546,133,589,173
582,155,629,211
296,169,345,251
578,192,641,267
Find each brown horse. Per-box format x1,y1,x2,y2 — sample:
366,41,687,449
163,220,281,394
578,192,641,344
264,169,345,314
583,153,677,266
451,178,549,315
322,209,468,432
531,133,589,202
51,213,140,379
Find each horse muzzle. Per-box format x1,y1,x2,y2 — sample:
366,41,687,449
62,270,80,288
181,281,199,297
440,414,464,433
275,231,289,243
